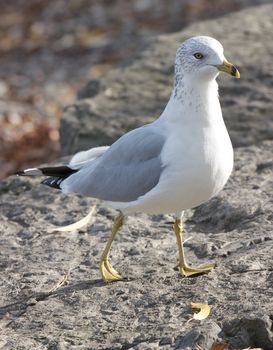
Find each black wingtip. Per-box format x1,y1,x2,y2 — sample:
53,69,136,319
15,166,77,177
15,170,25,176
41,176,63,190
39,166,78,177
14,168,43,176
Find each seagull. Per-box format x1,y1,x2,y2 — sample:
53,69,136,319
17,36,240,282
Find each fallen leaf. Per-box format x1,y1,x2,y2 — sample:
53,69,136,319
191,302,211,320
209,344,227,350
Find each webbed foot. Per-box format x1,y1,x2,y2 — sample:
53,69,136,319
100,258,123,282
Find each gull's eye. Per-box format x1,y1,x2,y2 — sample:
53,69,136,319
193,52,204,59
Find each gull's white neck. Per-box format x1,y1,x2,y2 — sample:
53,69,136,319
159,75,221,126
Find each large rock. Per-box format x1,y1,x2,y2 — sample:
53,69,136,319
1,4,273,350
61,4,273,155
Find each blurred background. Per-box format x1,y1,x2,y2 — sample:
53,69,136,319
0,0,269,179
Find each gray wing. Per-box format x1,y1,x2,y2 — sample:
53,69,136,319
61,124,165,202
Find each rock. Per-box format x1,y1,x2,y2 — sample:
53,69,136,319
77,80,101,100
61,4,273,155
222,316,273,349
174,321,221,350
1,4,273,350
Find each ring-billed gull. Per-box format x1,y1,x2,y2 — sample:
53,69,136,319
17,36,240,282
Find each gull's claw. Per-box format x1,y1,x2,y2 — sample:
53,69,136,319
178,263,215,277
99,213,124,283
174,218,215,278
100,259,123,282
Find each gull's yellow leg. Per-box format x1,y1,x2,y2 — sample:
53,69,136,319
174,218,215,277
100,212,123,282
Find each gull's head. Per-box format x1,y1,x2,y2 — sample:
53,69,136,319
175,36,240,82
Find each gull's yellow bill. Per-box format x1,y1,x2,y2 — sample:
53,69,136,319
217,59,240,78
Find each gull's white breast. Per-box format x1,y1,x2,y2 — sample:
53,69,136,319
151,117,233,213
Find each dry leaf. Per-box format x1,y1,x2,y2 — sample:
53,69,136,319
191,302,211,320
209,344,227,350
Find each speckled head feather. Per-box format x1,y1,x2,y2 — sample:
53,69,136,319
174,36,225,80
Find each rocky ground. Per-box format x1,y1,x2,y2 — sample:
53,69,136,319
1,4,273,350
